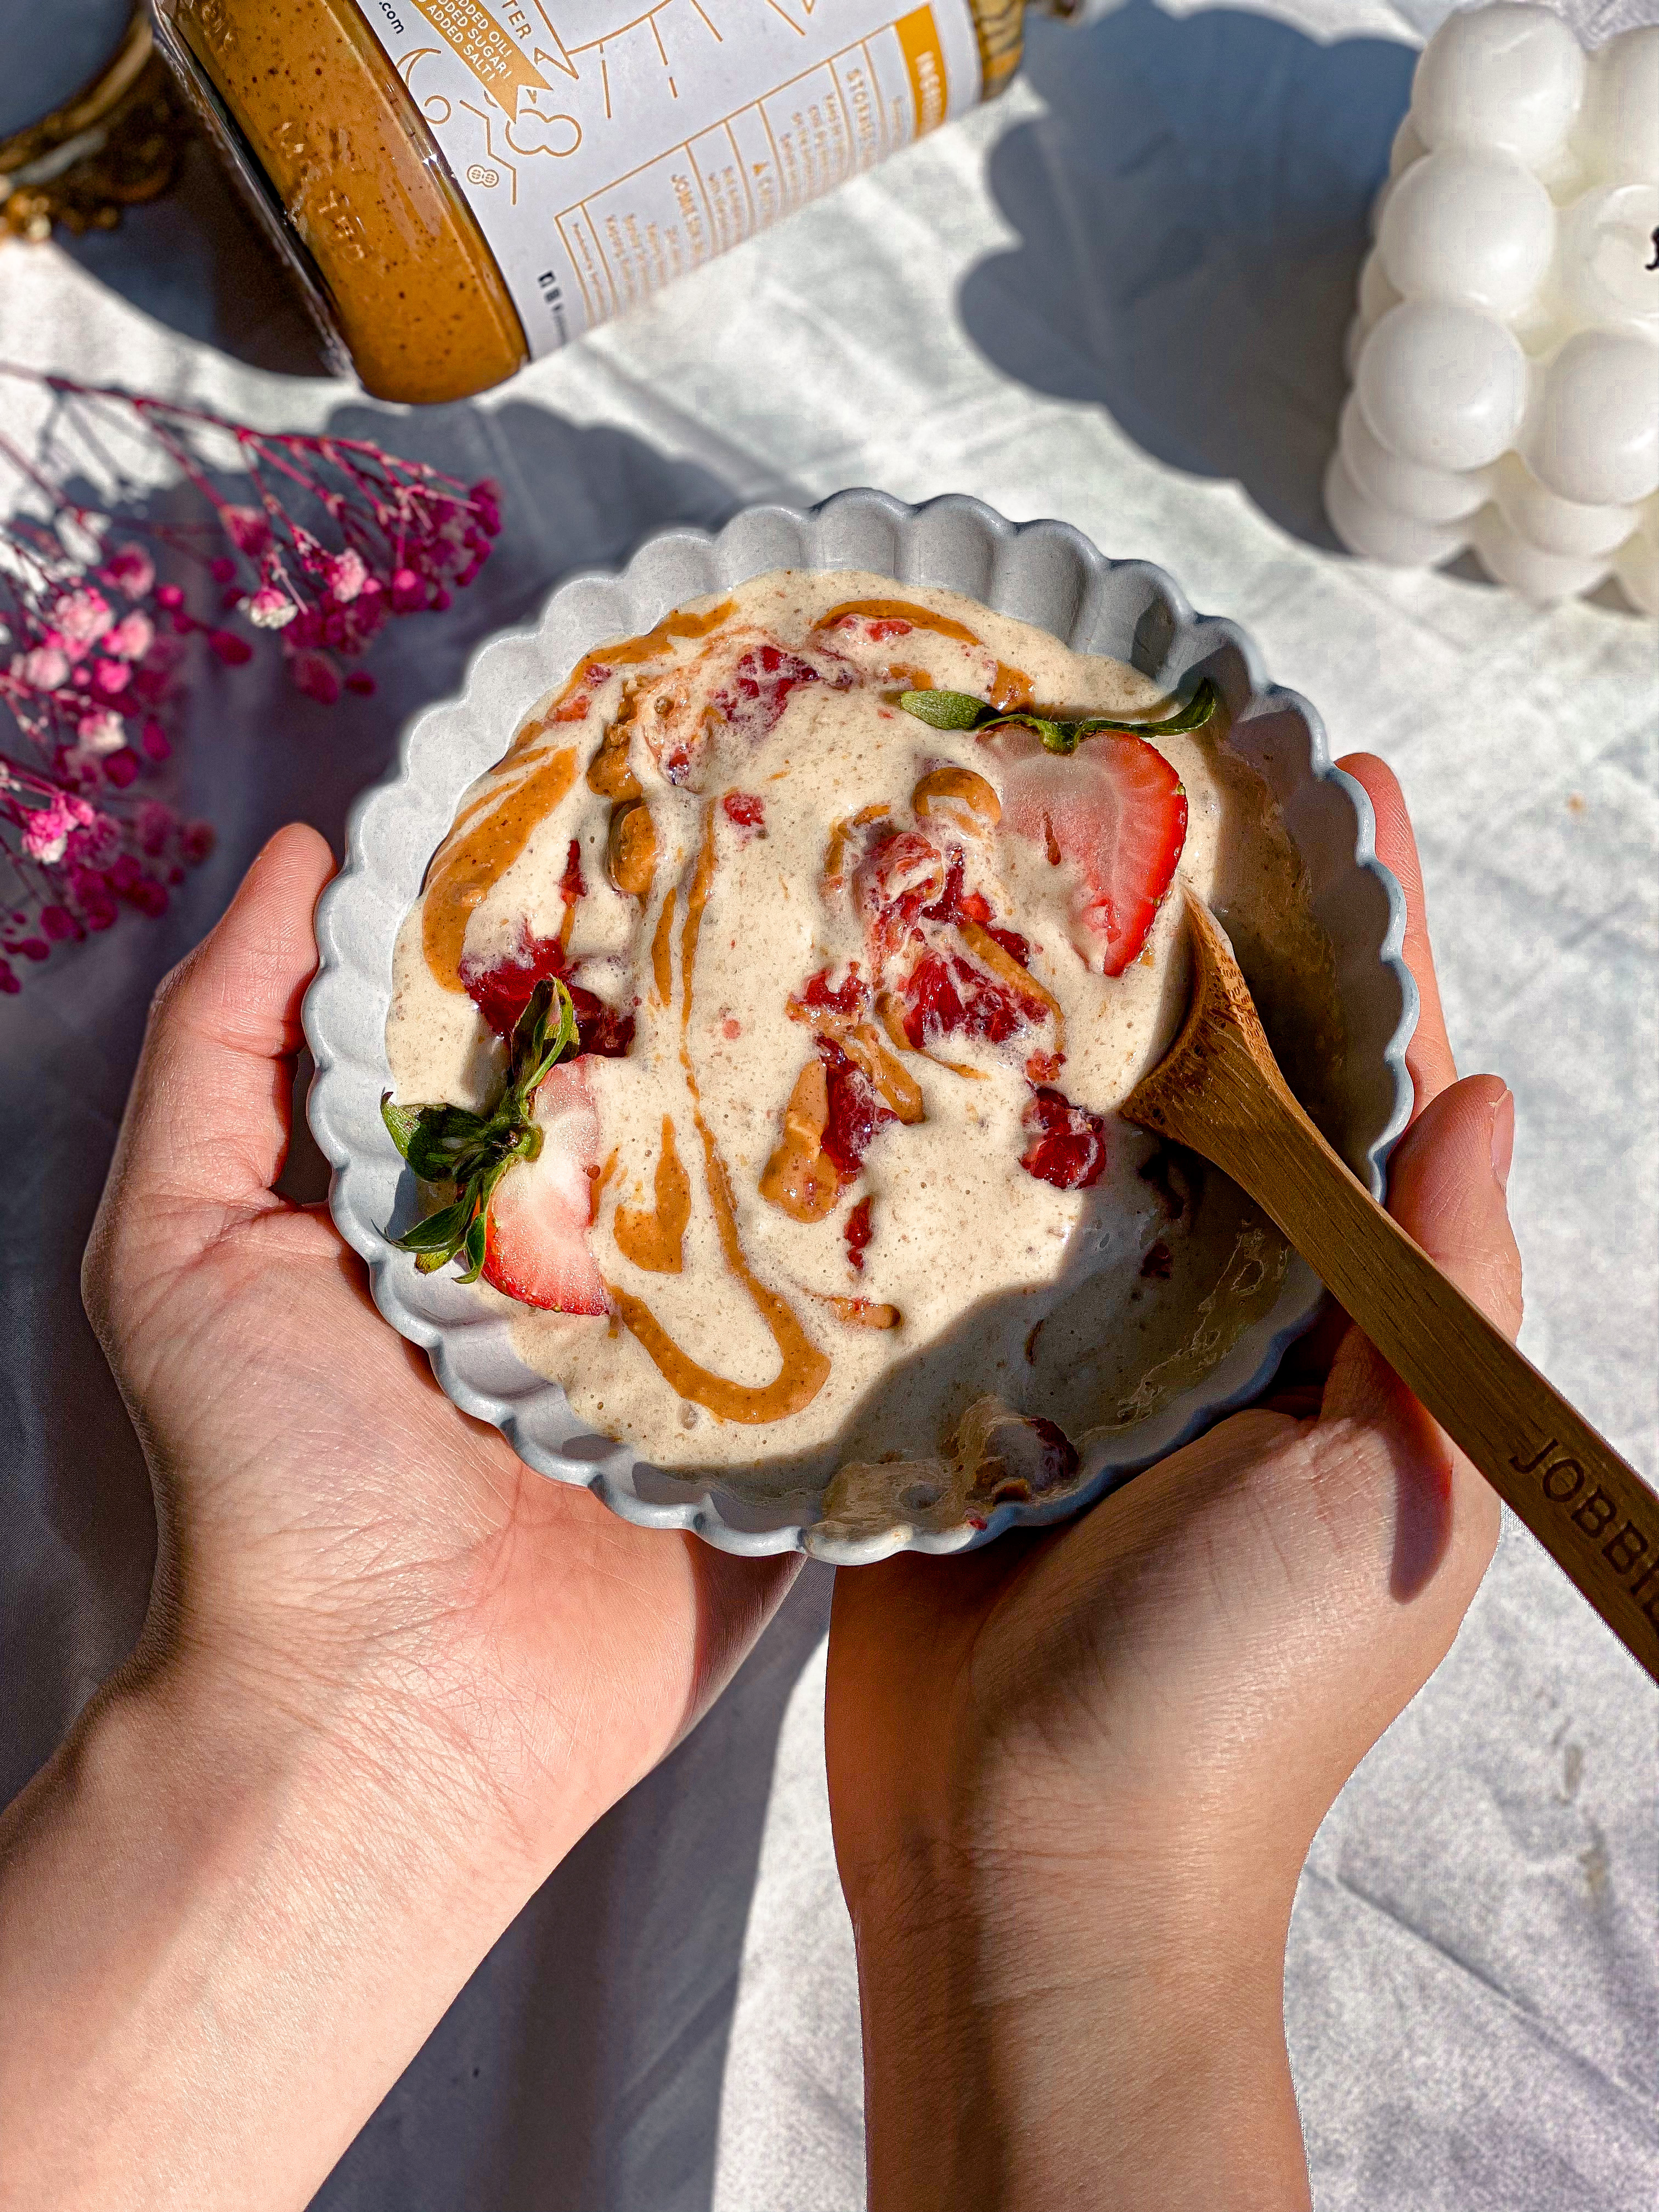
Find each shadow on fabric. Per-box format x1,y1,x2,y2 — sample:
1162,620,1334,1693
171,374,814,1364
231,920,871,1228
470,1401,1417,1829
960,0,1414,548
62,140,334,381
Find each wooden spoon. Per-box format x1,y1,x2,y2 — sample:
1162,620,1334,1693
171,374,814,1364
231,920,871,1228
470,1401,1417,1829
1122,894,1659,1686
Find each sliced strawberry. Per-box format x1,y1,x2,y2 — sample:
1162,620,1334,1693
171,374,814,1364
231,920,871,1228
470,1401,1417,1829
994,731,1187,976
482,1063,608,1314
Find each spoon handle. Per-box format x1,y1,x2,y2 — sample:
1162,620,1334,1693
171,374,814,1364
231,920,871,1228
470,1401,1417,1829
1195,1050,1659,1685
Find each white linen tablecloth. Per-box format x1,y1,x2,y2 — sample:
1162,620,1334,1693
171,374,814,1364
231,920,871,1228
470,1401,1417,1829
2,3,1654,2205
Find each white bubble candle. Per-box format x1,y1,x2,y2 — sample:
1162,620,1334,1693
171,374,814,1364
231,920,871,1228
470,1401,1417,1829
1326,3,1659,613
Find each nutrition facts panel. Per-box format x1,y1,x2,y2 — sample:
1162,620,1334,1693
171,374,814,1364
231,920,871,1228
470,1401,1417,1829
349,0,981,351
556,9,956,325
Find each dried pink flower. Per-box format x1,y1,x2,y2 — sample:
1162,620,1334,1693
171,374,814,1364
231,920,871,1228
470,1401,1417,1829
326,548,369,603
22,797,76,864
223,505,271,556
246,585,298,630
102,543,155,599
51,588,114,646
12,645,69,691
76,710,127,754
290,650,342,706
105,612,154,661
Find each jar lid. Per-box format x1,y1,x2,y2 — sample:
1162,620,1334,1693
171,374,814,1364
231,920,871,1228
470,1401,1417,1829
0,0,136,142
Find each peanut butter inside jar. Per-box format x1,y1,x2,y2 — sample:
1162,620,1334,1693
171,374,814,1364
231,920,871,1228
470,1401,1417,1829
153,0,1033,407
155,0,527,404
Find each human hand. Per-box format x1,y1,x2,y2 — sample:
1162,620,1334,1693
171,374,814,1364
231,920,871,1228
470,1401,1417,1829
824,757,1520,2212
1,826,795,2210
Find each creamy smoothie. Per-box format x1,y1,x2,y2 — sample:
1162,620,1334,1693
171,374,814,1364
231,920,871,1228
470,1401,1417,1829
385,571,1338,1537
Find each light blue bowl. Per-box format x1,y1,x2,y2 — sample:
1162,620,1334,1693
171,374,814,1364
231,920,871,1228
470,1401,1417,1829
303,489,1417,1563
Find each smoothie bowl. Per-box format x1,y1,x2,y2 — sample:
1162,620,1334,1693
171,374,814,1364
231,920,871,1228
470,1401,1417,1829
304,491,1415,1562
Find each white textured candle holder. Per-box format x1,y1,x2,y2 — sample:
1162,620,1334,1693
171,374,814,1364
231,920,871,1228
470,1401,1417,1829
1326,3,1659,612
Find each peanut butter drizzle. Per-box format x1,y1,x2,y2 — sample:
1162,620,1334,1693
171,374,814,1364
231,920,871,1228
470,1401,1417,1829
814,600,1031,708
613,1117,691,1274
607,806,831,1425
422,747,578,992
816,598,983,644
608,802,657,901
588,738,642,803
913,766,1001,831
823,803,890,887
760,1059,842,1223
850,1028,926,1121
679,810,719,1011
602,600,736,669
650,891,677,1005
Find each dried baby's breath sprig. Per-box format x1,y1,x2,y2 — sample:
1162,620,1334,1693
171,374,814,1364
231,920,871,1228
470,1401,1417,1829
0,366,502,988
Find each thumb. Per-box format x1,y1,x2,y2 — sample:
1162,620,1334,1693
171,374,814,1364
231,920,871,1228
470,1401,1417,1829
1385,1072,1522,1347
1323,1074,1522,1600
91,826,336,1255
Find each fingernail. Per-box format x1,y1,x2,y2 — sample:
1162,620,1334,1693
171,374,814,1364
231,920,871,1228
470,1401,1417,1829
1491,1088,1515,1193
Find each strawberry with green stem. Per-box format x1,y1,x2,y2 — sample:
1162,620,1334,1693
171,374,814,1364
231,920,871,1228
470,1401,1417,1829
382,978,594,1299
900,682,1209,979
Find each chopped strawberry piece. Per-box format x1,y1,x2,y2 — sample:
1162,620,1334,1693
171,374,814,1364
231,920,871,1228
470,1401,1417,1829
918,848,967,923
994,731,1188,976
558,837,585,905
461,930,635,1058
1020,1086,1110,1190
908,847,1037,972
844,1195,874,1273
797,964,867,1018
567,993,636,1059
552,693,590,723
482,1064,609,1314
859,827,945,913
708,645,825,742
899,947,1041,1051
864,618,912,641
723,790,766,832
899,949,964,1047
819,1040,894,1177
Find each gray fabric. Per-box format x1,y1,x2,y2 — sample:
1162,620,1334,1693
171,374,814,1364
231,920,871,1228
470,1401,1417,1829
1,3,1654,2206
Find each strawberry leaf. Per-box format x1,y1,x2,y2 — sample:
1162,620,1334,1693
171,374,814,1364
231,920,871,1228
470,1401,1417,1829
380,1096,424,1159
403,1104,490,1183
399,1198,475,1252
898,679,1220,754
896,688,990,731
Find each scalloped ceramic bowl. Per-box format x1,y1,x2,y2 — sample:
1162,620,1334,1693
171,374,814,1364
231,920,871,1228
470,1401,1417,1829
304,490,1416,1563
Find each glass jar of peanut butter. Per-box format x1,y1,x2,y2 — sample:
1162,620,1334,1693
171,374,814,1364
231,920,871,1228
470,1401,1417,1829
151,0,1064,405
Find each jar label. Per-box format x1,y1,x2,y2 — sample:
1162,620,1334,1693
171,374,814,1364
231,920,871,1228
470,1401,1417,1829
348,0,983,353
